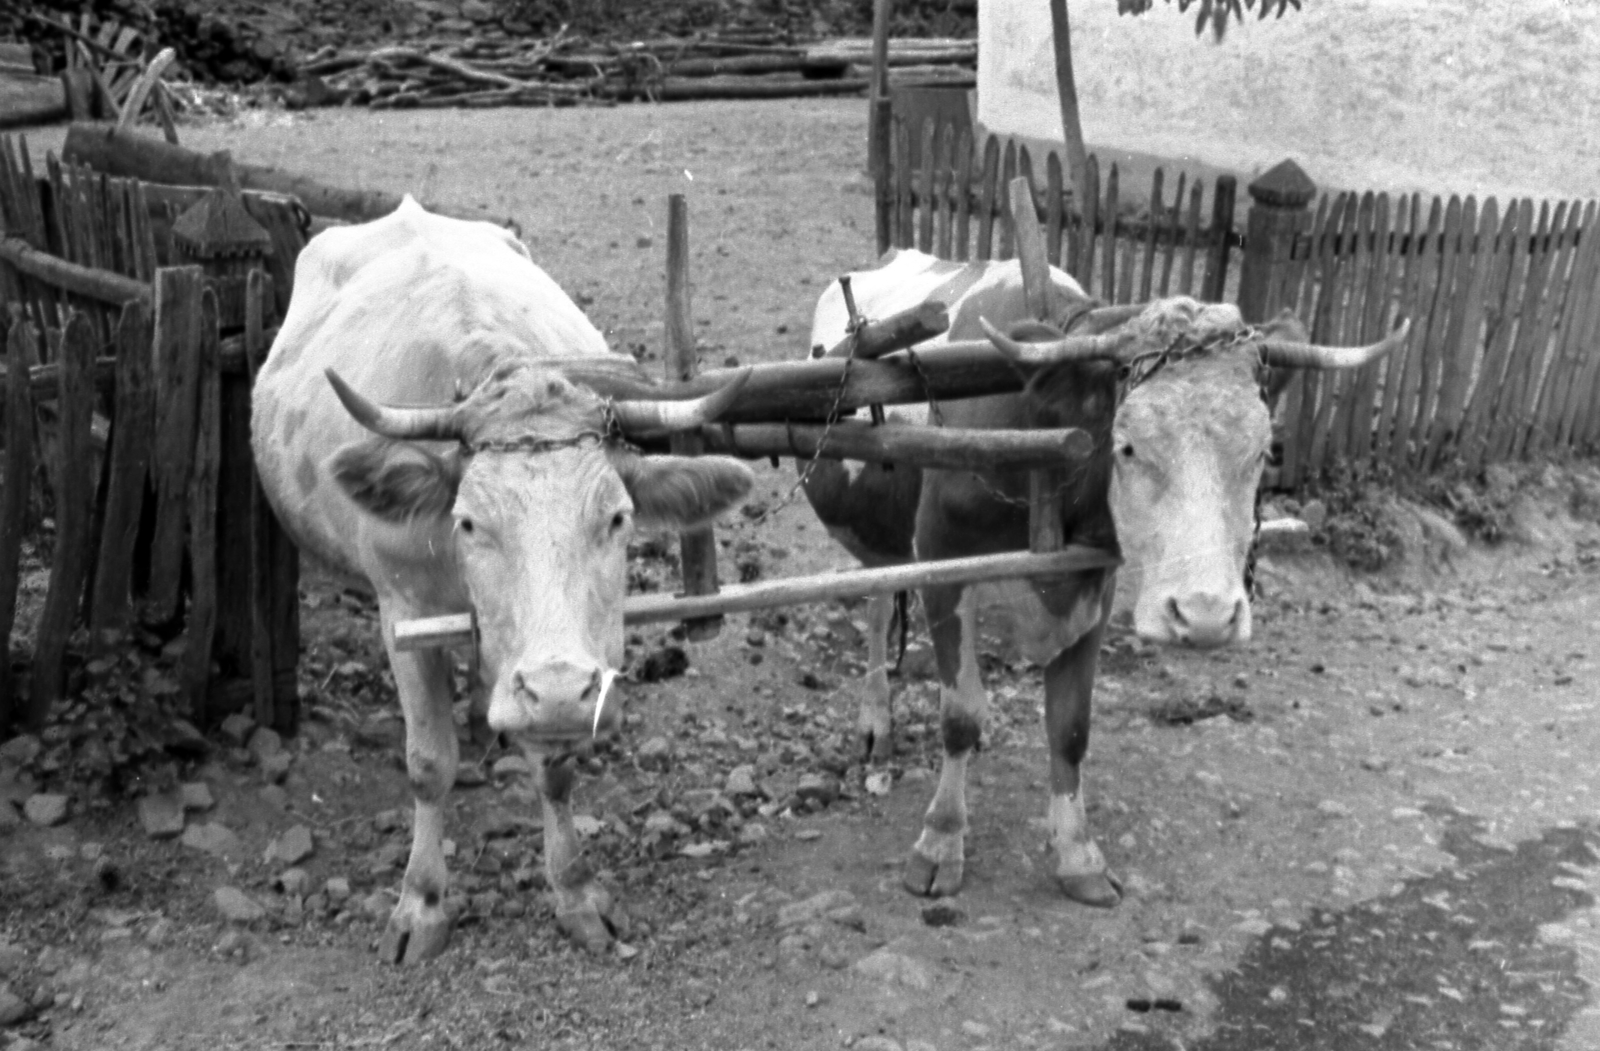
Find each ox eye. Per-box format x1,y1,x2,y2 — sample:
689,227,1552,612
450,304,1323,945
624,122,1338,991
609,510,629,534
457,518,475,536
1118,442,1136,459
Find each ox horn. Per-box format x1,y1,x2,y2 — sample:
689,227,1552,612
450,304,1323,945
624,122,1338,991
1259,319,1412,370
979,317,1137,365
325,369,462,441
1078,302,1147,333
611,367,753,436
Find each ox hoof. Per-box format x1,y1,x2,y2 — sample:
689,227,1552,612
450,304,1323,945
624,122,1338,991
903,849,965,898
555,886,625,953
380,907,455,965
1057,870,1123,909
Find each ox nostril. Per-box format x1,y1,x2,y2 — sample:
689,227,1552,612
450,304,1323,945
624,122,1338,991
513,671,536,702
582,668,601,703
1166,596,1187,628
1228,599,1244,628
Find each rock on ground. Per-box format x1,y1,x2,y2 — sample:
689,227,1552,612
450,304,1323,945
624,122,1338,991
213,887,267,923
182,822,243,857
23,793,68,826
266,824,315,865
138,792,186,839
853,948,935,991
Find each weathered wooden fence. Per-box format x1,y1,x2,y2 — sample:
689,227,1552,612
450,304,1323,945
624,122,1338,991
0,135,301,737
875,109,1600,477
1240,170,1600,484
879,114,1241,306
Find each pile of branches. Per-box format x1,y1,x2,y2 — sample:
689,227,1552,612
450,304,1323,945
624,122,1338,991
296,32,975,110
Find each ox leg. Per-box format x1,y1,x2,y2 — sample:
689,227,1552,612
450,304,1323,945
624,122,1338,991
1043,614,1122,907
904,584,985,897
858,591,896,761
538,754,618,953
381,644,459,964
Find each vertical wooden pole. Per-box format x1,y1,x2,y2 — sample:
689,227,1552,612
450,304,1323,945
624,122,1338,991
183,290,221,720
88,300,155,648
28,311,97,727
146,265,206,625
1203,175,1238,303
0,311,35,735
665,195,723,641
1009,177,1066,555
1047,0,1091,221
869,0,894,256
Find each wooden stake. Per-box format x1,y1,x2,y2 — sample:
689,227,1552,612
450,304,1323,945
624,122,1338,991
0,312,36,733
183,290,221,720
1009,176,1067,555
145,265,205,625
665,194,722,641
28,311,97,726
88,300,154,647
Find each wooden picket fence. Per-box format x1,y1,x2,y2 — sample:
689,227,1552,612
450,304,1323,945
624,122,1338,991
875,110,1600,477
1267,192,1600,484
882,116,1242,306
0,138,301,737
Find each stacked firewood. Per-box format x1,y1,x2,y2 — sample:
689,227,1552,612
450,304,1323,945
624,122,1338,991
295,34,976,110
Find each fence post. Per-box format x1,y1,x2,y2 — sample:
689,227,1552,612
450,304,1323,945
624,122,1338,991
1238,159,1316,321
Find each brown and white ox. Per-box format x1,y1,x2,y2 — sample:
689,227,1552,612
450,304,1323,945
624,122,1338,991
252,197,753,961
802,249,1404,905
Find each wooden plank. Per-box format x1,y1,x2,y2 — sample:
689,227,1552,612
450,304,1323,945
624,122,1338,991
1100,163,1119,301
1374,195,1431,463
145,265,205,625
1488,201,1558,462
1326,191,1374,466
245,270,279,728
934,123,954,260
1159,171,1184,297
1534,201,1600,454
27,311,97,726
665,194,722,641
996,139,1017,260
1178,177,1202,296
1553,209,1600,448
623,547,1121,625
1009,175,1054,320
1045,151,1064,269
1203,176,1237,302
1290,193,1346,479
1460,199,1533,465
1389,196,1444,466
1425,196,1494,466
87,300,154,647
690,421,1092,471
1407,195,1465,467
1139,167,1162,302
1275,195,1327,488
0,312,36,733
1349,192,1395,461
183,290,221,720
1305,193,1360,474
1510,199,1583,459
1076,154,1099,289
0,236,151,305
394,612,476,652
974,135,999,261
1115,203,1136,305
952,127,974,262
916,117,936,252
893,118,914,249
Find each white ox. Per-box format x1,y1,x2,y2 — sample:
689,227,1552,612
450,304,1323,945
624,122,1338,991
252,197,753,960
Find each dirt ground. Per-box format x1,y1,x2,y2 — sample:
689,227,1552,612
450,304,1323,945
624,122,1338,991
5,3,1600,1049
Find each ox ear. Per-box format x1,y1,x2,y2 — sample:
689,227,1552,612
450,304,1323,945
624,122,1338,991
331,438,462,522
614,454,754,531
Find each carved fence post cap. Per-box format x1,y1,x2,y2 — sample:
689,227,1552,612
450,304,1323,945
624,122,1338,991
1248,159,1316,209
171,187,273,261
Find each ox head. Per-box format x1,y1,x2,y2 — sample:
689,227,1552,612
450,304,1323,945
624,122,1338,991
326,361,753,742
985,300,1407,648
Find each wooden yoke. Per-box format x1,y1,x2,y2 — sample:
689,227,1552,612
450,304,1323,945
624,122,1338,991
664,194,724,641
1009,176,1067,554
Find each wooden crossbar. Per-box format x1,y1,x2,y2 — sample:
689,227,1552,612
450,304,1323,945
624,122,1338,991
391,546,1120,651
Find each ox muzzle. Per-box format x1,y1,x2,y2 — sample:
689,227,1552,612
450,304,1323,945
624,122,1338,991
488,657,622,741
